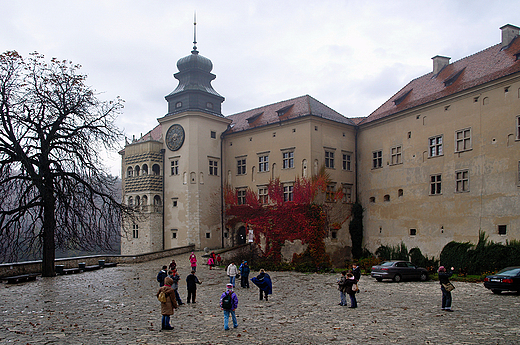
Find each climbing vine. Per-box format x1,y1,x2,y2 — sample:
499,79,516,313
225,168,343,269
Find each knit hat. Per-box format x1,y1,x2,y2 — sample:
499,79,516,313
226,283,233,289
164,277,174,286
438,266,446,273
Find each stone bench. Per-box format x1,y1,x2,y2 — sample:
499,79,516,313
5,273,39,284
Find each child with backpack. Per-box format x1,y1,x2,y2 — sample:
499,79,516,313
220,283,238,330
156,277,178,330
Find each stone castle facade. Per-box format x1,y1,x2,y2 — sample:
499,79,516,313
121,24,520,259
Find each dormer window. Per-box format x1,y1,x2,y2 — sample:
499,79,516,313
276,104,294,116
443,68,465,87
247,112,263,123
175,101,182,109
393,89,412,106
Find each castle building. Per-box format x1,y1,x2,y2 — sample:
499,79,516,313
121,24,520,259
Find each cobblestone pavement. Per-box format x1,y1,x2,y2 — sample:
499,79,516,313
1,251,519,344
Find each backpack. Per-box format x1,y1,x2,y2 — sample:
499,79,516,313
221,292,233,310
158,291,167,303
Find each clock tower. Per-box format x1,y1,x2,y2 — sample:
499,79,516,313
157,25,231,251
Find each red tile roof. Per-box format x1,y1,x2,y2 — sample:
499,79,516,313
361,37,520,125
225,95,355,133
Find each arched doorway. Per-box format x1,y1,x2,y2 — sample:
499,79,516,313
237,226,246,245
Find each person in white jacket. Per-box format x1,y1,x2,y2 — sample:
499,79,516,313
226,262,238,288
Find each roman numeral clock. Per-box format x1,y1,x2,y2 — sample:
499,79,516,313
165,124,185,151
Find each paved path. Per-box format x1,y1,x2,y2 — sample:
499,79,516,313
1,251,519,344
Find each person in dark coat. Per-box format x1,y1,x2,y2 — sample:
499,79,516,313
185,270,202,303
352,263,361,281
337,271,348,306
240,261,250,288
168,269,183,305
344,272,358,308
157,265,168,287
251,269,272,301
157,277,178,330
438,266,455,311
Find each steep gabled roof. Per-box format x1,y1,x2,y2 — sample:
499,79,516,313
225,95,354,133
361,37,520,125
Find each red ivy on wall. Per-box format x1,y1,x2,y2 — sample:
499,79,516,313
225,169,339,264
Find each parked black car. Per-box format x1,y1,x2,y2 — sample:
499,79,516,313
483,267,520,294
371,260,429,282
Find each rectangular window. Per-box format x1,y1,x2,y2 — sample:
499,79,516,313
342,153,352,171
326,184,336,202
205,232,211,239
455,128,471,152
282,151,294,169
237,189,246,205
498,225,507,235
210,131,216,139
429,135,443,157
237,158,246,175
172,198,178,207
455,169,469,192
171,159,179,175
132,224,139,239
209,159,218,176
258,187,268,204
325,151,335,169
283,184,293,202
517,116,520,140
342,184,352,203
430,174,442,195
409,228,417,236
258,155,269,172
391,146,402,165
372,150,382,169
171,229,177,239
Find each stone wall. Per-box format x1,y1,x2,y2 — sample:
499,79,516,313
0,245,194,278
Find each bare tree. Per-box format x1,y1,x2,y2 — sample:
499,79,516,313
0,51,132,276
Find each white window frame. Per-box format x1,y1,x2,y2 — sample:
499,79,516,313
430,174,442,195
237,158,246,175
325,150,335,169
171,159,179,176
429,135,443,157
237,189,246,205
455,128,471,152
326,184,336,202
132,224,139,238
342,184,352,203
516,115,520,140
209,159,218,176
258,155,269,172
342,152,352,171
258,186,268,204
283,184,293,202
372,150,382,169
282,151,294,169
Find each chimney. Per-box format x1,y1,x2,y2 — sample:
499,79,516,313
500,24,520,48
432,55,450,76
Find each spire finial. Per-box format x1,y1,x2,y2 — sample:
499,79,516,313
192,12,198,54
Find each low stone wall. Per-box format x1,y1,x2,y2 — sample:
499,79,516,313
0,245,194,278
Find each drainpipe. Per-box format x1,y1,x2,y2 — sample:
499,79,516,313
160,148,165,250
220,132,225,249
354,126,359,202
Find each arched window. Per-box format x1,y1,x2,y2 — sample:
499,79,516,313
128,196,134,207
135,195,141,207
152,164,160,176
154,195,162,206
142,195,148,205
141,164,148,175
127,166,133,177
135,165,140,176
302,159,307,177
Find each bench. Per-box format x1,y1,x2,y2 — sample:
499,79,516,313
104,262,118,268
83,265,101,271
62,268,81,275
5,273,40,284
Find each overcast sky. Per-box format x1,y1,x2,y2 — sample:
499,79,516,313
1,1,518,175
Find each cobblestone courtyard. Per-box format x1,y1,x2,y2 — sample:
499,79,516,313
1,251,519,344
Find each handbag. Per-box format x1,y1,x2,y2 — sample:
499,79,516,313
442,282,455,292
352,283,359,293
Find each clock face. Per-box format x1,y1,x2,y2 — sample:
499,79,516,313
165,124,185,151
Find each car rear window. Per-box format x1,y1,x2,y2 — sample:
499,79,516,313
497,268,520,276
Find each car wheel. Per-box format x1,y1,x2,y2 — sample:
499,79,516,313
393,274,402,283
376,278,383,282
420,272,428,281
491,289,502,294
